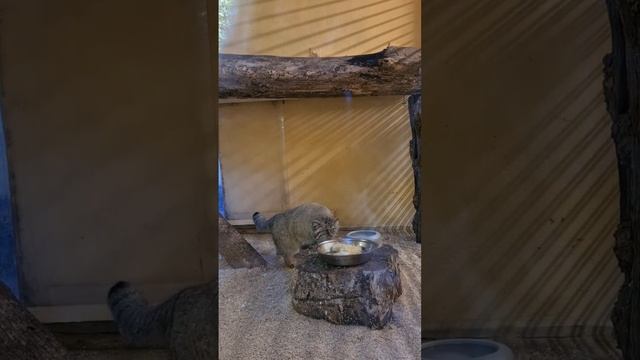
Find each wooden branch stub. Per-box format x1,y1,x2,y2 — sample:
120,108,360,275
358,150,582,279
219,46,421,99
218,216,267,268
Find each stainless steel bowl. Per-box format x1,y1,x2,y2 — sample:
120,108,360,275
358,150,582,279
317,237,379,266
346,230,382,245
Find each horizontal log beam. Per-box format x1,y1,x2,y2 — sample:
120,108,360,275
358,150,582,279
219,46,421,99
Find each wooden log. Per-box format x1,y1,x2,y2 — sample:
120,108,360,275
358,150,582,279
0,282,68,359
408,93,422,243
603,1,640,358
291,245,402,329
219,46,421,99
218,215,267,268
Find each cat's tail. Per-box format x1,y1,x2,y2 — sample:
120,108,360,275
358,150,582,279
107,281,174,347
253,212,273,232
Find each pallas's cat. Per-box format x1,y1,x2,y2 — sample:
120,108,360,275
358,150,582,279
253,202,339,267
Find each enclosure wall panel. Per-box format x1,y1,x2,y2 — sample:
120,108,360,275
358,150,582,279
423,0,620,335
0,0,216,308
219,101,287,220
283,96,414,227
220,0,421,57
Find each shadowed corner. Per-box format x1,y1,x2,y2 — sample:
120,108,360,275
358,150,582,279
0,109,19,300
0,195,20,299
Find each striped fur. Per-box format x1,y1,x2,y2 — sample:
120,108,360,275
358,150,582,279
253,203,339,267
107,281,216,360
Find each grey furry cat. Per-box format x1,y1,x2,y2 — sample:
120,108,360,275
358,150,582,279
253,202,339,267
107,280,216,360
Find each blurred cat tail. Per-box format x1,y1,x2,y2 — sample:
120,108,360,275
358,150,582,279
253,212,272,232
107,281,172,347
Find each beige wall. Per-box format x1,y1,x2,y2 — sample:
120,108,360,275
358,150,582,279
0,0,216,307
219,101,288,218
220,96,415,226
423,0,620,335
219,0,421,227
220,0,421,56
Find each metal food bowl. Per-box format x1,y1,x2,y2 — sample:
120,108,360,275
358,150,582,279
317,237,379,266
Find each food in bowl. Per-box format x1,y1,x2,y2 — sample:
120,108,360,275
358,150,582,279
328,243,365,256
317,238,379,266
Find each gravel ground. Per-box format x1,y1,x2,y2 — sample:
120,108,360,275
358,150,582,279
218,230,422,360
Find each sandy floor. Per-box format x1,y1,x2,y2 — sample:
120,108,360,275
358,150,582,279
218,230,421,360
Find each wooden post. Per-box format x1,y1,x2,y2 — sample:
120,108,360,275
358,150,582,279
603,1,640,358
408,93,422,243
218,215,267,268
0,281,68,359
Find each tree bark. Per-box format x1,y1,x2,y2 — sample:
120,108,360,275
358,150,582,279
219,46,421,99
603,1,640,358
408,93,422,243
292,245,402,329
218,215,267,268
0,282,68,359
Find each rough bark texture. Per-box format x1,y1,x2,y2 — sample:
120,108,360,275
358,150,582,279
408,93,422,243
218,216,267,268
291,245,402,329
603,1,640,359
0,282,68,359
219,46,421,99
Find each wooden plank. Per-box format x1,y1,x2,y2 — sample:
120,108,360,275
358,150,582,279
218,215,267,268
0,282,68,359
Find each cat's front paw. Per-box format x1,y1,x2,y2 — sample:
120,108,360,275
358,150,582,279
284,255,296,268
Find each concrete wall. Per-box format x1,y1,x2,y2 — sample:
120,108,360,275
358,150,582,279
219,0,421,226
0,0,216,309
423,0,620,335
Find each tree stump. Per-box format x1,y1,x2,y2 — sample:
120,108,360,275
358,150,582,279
291,245,402,329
